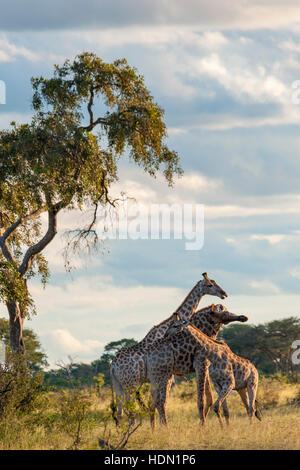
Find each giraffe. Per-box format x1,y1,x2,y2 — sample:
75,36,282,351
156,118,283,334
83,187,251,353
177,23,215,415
110,273,227,419
163,319,260,426
144,304,249,427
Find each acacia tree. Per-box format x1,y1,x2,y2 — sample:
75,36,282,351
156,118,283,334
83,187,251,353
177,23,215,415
0,52,181,354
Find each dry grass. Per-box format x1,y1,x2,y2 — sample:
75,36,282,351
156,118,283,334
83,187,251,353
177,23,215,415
0,377,299,450
127,396,300,450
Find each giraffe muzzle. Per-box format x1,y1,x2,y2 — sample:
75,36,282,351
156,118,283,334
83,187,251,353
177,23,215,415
238,315,248,322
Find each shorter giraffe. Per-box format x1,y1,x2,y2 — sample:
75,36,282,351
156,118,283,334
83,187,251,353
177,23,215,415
164,320,261,426
144,304,248,427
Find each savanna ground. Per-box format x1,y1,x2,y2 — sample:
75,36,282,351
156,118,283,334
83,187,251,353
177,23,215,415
1,373,299,450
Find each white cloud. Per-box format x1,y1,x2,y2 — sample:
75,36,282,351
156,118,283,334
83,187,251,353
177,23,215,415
191,53,289,105
205,194,300,219
0,113,32,129
0,35,39,62
290,268,300,279
77,27,228,50
175,172,220,192
167,127,188,136
51,329,103,355
250,234,287,244
110,179,157,204
279,39,300,52
250,280,281,295
225,237,236,245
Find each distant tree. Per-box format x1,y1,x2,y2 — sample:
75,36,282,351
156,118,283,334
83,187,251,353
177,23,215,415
92,338,138,384
0,317,48,370
104,338,138,358
220,317,300,376
0,52,181,355
45,338,138,388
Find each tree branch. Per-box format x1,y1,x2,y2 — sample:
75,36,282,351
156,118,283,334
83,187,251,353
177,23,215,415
0,236,16,264
78,86,109,132
87,87,95,128
1,206,47,241
18,202,63,276
80,116,109,132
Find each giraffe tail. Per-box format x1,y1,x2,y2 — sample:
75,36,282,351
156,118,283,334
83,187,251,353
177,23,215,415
255,399,263,421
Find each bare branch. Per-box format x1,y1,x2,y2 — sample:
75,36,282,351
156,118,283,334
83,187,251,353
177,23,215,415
62,171,120,266
77,86,110,132
87,87,95,128
80,116,109,132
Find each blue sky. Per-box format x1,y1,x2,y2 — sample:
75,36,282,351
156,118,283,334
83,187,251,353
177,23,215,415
1,0,300,367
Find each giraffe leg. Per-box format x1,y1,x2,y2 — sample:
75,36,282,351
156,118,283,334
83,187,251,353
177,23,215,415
247,381,258,423
213,381,233,428
204,375,213,419
155,376,173,426
213,378,230,425
212,382,223,426
238,388,251,417
116,392,124,419
221,399,230,425
110,369,125,422
194,361,209,425
149,387,157,430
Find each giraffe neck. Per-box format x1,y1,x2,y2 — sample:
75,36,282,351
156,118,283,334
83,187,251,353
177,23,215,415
190,306,222,339
138,280,205,349
175,281,204,321
139,313,177,349
186,323,227,361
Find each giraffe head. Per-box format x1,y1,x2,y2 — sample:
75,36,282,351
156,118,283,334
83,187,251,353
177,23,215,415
209,304,248,325
200,273,228,300
164,319,191,339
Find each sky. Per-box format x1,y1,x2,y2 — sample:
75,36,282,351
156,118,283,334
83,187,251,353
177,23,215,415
1,0,300,367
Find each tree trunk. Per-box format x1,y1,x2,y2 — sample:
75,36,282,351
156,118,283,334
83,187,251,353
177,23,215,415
6,301,26,355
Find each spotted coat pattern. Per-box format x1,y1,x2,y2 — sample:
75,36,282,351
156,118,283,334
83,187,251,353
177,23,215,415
145,305,250,426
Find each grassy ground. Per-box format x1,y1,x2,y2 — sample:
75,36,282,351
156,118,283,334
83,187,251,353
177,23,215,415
0,377,299,450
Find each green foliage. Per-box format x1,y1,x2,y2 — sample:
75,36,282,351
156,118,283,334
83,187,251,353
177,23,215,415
104,338,138,355
93,373,105,397
0,354,45,435
0,262,35,315
0,318,48,370
219,317,300,376
99,383,151,450
55,389,94,450
31,53,181,184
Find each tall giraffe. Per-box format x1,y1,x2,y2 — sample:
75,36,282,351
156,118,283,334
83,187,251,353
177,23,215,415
110,273,227,418
163,319,260,426
144,304,248,427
